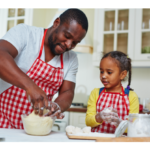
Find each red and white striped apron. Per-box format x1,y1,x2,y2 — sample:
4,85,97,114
91,87,129,133
0,29,64,129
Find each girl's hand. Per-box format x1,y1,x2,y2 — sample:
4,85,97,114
96,108,122,126
109,108,122,126
96,108,111,123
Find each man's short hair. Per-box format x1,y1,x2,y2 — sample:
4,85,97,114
59,8,88,32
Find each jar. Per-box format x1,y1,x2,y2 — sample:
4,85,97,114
128,114,150,137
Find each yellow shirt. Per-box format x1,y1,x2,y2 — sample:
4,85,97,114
85,88,139,131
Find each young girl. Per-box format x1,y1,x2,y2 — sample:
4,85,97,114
85,51,139,133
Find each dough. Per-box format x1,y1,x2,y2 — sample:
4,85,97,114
65,125,75,134
21,109,54,136
74,127,83,134
66,126,91,134
82,126,91,133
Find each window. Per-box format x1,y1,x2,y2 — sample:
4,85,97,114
0,8,33,38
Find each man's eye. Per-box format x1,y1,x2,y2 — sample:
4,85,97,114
65,34,69,39
65,35,69,39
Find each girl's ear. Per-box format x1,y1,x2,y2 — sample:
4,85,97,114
120,70,127,80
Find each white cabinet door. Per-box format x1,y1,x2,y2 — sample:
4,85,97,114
69,112,86,128
93,9,135,67
134,9,150,61
0,8,33,38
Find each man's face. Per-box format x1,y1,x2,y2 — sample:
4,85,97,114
100,57,122,90
48,19,86,55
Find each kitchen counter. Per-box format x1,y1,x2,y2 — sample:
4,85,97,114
67,106,150,114
0,128,95,142
67,107,87,113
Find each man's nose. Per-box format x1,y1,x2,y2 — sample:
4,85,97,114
65,40,72,49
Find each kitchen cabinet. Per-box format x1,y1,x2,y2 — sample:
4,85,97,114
69,112,86,128
134,9,150,61
93,8,150,67
0,8,33,38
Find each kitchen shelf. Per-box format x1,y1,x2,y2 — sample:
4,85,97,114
103,31,129,34
103,31,115,34
116,30,129,34
141,29,150,32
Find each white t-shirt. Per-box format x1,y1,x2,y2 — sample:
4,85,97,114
0,24,78,94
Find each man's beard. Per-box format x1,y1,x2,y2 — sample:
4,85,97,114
48,34,60,56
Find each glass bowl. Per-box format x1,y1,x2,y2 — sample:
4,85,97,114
21,113,56,136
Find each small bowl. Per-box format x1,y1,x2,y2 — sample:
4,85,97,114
21,114,56,136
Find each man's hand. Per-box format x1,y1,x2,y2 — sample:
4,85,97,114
44,101,65,119
26,84,49,116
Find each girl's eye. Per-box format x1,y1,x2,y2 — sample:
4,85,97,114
100,71,104,74
108,72,112,74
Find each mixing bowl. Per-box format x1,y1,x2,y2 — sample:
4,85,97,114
21,113,56,136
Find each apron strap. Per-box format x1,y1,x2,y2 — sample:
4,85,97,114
60,54,63,69
38,29,64,69
96,87,105,107
38,29,48,59
99,87,104,95
121,86,129,115
124,88,130,96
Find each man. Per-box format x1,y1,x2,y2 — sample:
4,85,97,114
0,8,88,129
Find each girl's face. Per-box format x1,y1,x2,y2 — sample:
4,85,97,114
100,57,126,91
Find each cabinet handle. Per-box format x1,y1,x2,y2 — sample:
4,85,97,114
53,124,60,130
148,56,150,59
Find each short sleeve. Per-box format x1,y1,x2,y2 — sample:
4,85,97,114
1,23,28,55
63,51,78,83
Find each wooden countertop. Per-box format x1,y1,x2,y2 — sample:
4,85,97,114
66,107,149,114
67,107,87,113
139,111,150,114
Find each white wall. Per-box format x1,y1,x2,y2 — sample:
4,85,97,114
73,53,150,105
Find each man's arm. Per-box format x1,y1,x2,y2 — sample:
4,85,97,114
0,40,49,116
55,80,75,112
0,40,29,89
44,80,75,118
